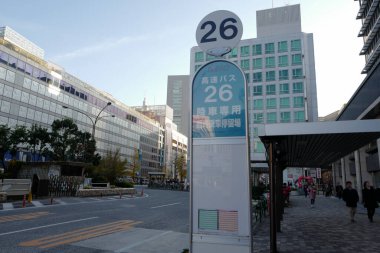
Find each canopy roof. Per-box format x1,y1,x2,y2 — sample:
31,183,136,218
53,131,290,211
258,119,380,168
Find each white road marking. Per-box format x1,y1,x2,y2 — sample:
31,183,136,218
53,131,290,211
0,217,99,236
114,230,173,252
2,203,14,210
32,201,44,207
150,202,181,209
55,199,67,205
89,198,101,201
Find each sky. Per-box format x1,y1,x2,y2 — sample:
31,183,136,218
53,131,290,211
0,0,364,117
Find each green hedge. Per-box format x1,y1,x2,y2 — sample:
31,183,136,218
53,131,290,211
115,181,134,188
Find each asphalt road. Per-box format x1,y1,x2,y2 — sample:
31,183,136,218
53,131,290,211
0,188,190,253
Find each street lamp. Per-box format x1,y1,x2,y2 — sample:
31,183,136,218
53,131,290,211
62,101,115,141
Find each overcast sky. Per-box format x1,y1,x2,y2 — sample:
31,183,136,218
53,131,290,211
0,0,364,116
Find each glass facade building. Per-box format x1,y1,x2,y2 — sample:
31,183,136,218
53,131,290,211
0,27,162,177
190,4,318,162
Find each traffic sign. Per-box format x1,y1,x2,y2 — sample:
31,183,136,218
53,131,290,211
196,10,243,56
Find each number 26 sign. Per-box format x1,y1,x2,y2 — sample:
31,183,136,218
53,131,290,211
196,10,243,57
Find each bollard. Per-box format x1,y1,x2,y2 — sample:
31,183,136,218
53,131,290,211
50,197,53,205
28,191,32,203
141,188,144,197
22,194,26,208
120,192,122,199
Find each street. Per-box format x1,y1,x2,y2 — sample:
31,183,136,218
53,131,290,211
0,189,189,253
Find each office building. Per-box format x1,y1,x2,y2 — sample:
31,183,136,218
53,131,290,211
134,101,188,178
332,0,380,191
166,75,190,137
0,26,163,177
190,4,318,164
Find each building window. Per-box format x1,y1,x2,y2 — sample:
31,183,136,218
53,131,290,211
253,72,262,83
266,98,277,109
240,46,250,57
294,111,305,122
253,58,262,69
278,55,288,67
195,52,204,62
293,82,304,93
241,59,250,70
280,97,290,108
253,99,263,110
292,68,303,79
206,54,217,61
253,113,264,123
253,85,263,96
265,57,275,68
279,70,289,80
254,140,265,153
266,84,276,95
291,39,301,51
253,127,259,137
229,47,238,58
278,41,288,53
195,65,202,72
265,43,275,54
280,112,291,123
280,83,289,94
266,71,275,81
293,96,304,108
252,44,262,55
245,73,250,83
292,54,302,65
267,112,277,124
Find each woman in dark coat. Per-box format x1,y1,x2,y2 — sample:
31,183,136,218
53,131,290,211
362,181,378,222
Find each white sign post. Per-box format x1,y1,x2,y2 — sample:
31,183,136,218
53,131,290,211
191,10,251,253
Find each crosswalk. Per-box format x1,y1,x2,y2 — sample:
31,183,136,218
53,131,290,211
0,194,145,211
19,219,141,249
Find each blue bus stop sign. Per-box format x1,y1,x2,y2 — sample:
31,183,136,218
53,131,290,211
192,60,246,138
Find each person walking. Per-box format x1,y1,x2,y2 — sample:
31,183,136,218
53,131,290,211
342,181,359,223
308,184,317,208
303,183,308,198
362,181,378,222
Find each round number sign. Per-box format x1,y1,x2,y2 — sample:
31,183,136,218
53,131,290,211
196,10,243,57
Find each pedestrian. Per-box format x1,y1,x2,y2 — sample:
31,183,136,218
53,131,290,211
308,184,317,208
282,183,291,206
336,184,343,199
342,181,359,223
362,181,379,222
303,183,308,198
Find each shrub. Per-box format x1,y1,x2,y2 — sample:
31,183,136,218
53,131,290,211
115,181,134,188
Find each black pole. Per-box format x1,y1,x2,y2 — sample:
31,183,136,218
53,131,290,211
269,142,277,253
276,165,282,232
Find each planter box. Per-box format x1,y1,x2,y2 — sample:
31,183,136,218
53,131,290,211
76,188,136,197
0,192,6,202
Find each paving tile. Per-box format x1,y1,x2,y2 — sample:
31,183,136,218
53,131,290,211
252,194,380,252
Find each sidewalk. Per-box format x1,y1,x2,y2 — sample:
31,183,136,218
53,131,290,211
252,194,380,253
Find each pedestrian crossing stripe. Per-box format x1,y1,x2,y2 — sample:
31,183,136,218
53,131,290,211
0,211,50,223
19,219,141,249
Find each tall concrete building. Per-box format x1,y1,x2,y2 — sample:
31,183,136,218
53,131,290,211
133,102,188,178
0,26,163,177
331,0,380,191
190,4,318,164
166,75,190,137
